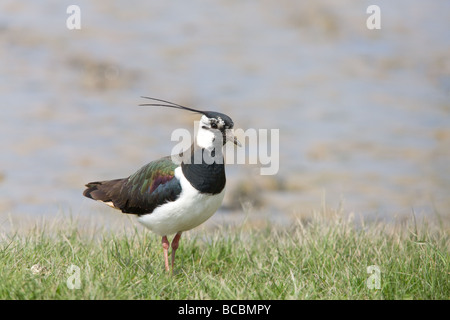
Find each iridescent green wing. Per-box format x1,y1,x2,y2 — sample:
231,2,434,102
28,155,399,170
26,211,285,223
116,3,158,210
118,156,181,215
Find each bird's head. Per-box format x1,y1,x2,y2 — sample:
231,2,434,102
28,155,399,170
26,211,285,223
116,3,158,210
140,96,241,150
197,111,241,149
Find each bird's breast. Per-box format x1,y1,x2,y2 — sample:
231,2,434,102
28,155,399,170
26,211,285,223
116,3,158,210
181,151,226,195
137,167,225,236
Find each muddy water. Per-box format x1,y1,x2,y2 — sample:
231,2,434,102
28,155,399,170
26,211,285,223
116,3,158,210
1,1,449,225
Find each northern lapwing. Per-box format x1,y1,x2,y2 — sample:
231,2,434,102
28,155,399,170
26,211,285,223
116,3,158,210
83,97,241,272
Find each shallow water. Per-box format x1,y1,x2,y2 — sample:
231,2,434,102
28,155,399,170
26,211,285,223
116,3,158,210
1,1,449,223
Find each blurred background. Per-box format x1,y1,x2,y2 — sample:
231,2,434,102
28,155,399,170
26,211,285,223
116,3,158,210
1,1,449,228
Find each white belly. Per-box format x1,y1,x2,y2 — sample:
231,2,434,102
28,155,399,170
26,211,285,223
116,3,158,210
137,167,225,236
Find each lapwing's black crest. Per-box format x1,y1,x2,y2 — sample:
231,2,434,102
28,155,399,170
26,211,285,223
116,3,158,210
140,96,236,145
83,97,240,272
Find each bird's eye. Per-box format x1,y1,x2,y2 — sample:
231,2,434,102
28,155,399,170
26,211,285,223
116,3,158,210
211,122,218,129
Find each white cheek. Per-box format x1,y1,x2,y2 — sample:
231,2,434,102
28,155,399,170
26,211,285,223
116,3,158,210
196,115,224,150
196,127,215,149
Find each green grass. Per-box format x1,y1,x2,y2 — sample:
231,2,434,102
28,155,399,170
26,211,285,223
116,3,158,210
0,211,448,299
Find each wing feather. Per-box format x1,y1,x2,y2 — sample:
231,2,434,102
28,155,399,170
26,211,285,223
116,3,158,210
83,156,181,215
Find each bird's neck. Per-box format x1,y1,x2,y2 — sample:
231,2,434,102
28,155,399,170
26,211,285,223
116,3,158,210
194,146,224,165
195,126,224,151
171,125,227,194
181,148,226,194
190,126,225,164
179,144,226,194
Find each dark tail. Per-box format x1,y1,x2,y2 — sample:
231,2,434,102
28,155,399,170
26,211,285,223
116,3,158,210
83,179,127,209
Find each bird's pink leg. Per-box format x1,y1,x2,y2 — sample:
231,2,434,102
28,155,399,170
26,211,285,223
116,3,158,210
162,236,170,272
171,232,182,271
